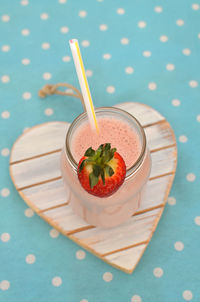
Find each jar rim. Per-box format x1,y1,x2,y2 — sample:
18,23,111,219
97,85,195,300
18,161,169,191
64,106,147,179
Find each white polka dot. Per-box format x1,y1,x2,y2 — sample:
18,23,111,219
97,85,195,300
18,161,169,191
45,108,54,116
176,19,184,26
99,24,108,31
125,66,134,74
154,6,163,13
80,300,88,302
182,48,191,56
148,82,157,90
117,8,125,15
59,0,66,3
1,15,10,22
26,254,36,264
174,241,184,251
0,280,10,291
106,86,115,93
79,10,87,17
22,58,30,65
81,40,90,47
192,3,199,10
166,63,175,71
103,53,111,60
62,56,71,62
172,99,181,106
103,272,113,282
189,80,198,88
76,250,86,260
121,38,129,45
138,21,146,28
168,196,176,205
194,216,200,225
179,135,188,143
198,33,200,39
182,290,193,301
42,42,50,50
24,208,34,217
60,26,69,34
131,295,142,302
21,29,30,36
160,35,168,42
23,92,32,100
143,51,151,57
52,276,62,287
1,188,10,197
1,45,10,52
197,115,200,122
49,228,59,238
1,111,10,119
1,75,10,83
43,72,52,80
1,148,10,156
1,233,10,242
186,173,196,182
21,0,29,5
153,267,163,278
40,13,49,20
86,70,93,77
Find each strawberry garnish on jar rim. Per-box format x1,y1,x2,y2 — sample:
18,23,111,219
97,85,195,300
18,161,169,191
77,143,126,197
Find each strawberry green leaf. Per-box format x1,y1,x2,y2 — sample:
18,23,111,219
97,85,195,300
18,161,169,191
93,164,101,177
100,168,105,185
97,144,104,151
95,149,102,160
109,148,117,160
79,159,86,172
84,147,95,157
103,152,112,163
105,165,114,176
105,151,114,163
104,143,111,151
89,172,99,189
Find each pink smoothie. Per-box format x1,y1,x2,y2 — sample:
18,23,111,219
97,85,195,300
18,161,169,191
71,117,141,168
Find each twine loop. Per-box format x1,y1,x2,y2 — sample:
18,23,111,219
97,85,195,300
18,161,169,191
38,82,85,109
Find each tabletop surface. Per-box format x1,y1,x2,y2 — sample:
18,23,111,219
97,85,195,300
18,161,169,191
1,0,200,301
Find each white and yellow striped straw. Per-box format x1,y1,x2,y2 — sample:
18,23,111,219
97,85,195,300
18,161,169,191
69,39,99,133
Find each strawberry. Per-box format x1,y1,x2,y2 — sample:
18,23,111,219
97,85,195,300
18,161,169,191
77,143,126,197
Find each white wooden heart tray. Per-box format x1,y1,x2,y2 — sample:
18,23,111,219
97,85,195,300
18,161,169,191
9,102,177,274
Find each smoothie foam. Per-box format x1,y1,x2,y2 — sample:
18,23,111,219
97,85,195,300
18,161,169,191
71,117,141,169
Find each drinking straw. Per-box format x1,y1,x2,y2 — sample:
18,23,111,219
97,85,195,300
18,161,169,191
69,39,99,133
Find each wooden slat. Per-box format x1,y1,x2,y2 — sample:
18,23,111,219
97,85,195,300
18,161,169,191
21,179,68,211
115,102,165,127
145,121,176,151
149,147,176,179
104,244,147,273
10,122,69,163
44,204,90,232
136,174,173,213
10,152,61,189
70,208,161,255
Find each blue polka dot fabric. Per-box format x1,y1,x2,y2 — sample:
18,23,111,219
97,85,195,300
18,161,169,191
1,0,200,301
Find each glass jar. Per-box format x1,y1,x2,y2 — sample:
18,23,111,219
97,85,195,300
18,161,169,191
61,107,151,228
